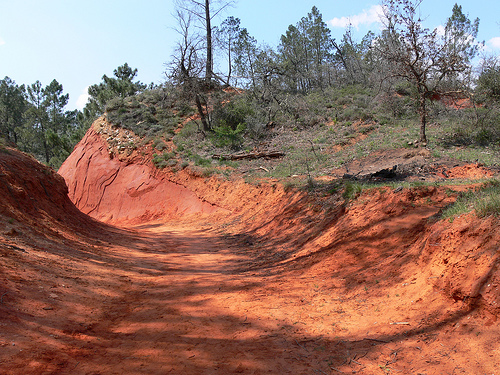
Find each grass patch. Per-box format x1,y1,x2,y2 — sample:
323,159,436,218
152,151,177,169
442,180,500,219
186,152,212,167
342,180,365,201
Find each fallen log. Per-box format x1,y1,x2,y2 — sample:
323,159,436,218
212,150,285,161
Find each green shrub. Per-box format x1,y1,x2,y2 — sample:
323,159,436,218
476,62,500,103
211,123,246,148
177,121,199,138
153,138,167,151
105,88,181,140
152,151,176,169
440,107,500,148
176,103,195,117
190,153,212,167
211,98,254,130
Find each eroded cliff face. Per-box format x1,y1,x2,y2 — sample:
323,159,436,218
58,119,221,224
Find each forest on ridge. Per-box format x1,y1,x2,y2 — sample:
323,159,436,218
0,0,499,170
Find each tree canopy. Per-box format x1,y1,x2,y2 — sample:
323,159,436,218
373,0,481,142
2,1,498,169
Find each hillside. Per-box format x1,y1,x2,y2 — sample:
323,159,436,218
0,112,499,373
2,0,500,371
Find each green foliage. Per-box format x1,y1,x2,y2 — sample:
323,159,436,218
153,138,168,151
16,78,80,168
152,151,177,169
105,88,180,139
335,27,375,86
209,97,258,147
377,92,415,120
278,6,333,92
191,153,212,167
442,180,500,219
342,181,364,201
476,59,500,103
437,105,500,148
474,107,500,145
1,69,144,169
86,63,147,120
177,120,199,138
272,85,377,130
176,102,196,117
1,1,493,179
211,123,246,148
376,0,481,142
339,105,371,122
233,28,259,88
211,97,255,130
215,16,242,86
0,77,26,144
445,4,481,66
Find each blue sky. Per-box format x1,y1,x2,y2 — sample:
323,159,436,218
1,0,499,110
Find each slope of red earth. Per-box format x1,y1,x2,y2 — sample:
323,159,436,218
1,118,499,374
58,118,223,225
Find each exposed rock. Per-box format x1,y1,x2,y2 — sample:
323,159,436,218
340,148,430,180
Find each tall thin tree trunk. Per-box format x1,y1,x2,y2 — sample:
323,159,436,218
195,94,210,131
227,38,232,86
419,95,427,143
205,0,213,82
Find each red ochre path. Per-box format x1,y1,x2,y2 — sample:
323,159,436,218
0,119,499,374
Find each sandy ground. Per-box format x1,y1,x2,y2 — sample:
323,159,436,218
2,215,499,375
1,124,500,374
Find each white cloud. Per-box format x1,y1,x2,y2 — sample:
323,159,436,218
76,86,90,110
488,37,500,50
328,5,384,29
435,25,446,37
0,37,5,46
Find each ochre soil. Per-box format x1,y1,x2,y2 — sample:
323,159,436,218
1,122,500,374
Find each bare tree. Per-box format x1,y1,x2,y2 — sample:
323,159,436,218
215,16,242,86
169,8,204,85
175,0,234,83
168,7,213,131
375,0,480,143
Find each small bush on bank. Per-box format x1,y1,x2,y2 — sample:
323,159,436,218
211,98,255,131
152,138,168,151
442,180,500,219
152,151,177,169
342,180,364,201
211,123,246,148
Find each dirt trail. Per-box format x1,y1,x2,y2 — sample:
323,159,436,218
3,215,500,374
2,125,500,374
